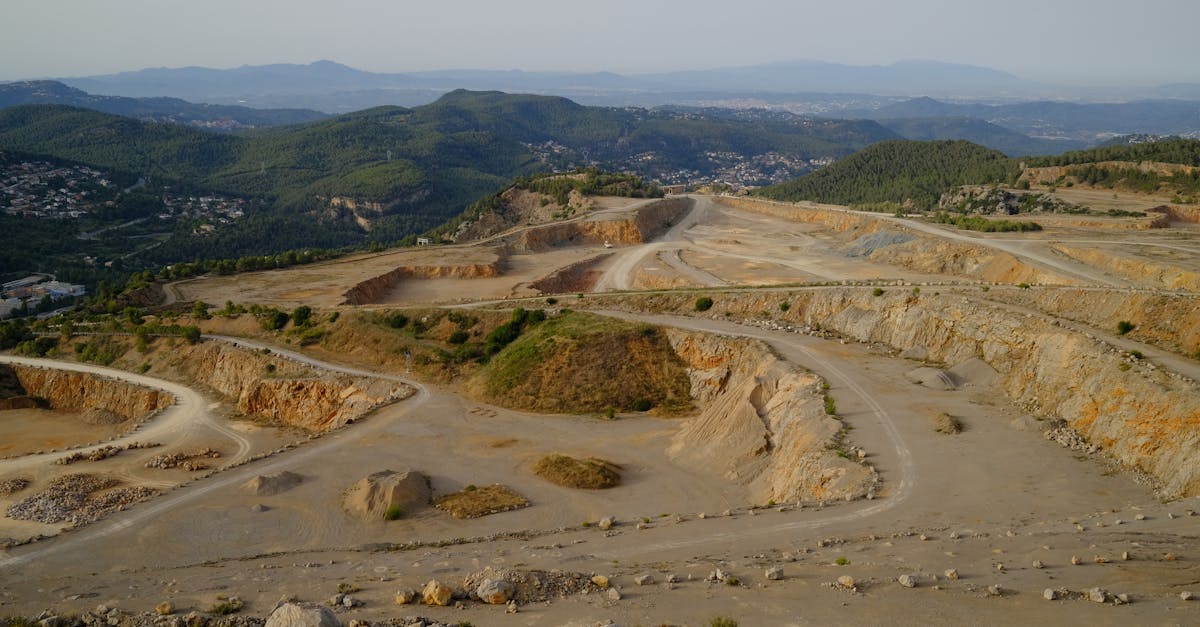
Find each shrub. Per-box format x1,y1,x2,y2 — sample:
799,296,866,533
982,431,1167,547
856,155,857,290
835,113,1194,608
1116,320,1135,335
138,362,151,374
824,396,837,416
779,301,790,312
209,597,243,615
632,397,653,412
261,310,289,331
1117,363,1132,372
383,505,404,520
872,287,884,297
1018,282,1031,289
264,363,276,374
290,305,313,327
448,330,470,344
835,557,850,566
695,296,714,312
388,312,409,329
546,297,559,305
337,582,360,594
1128,349,1143,359
709,618,739,627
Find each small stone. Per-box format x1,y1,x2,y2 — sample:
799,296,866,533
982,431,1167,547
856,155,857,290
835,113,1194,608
995,563,1005,572
1180,591,1194,601
598,516,614,530
665,573,680,583
395,588,416,605
1043,588,1059,601
837,575,856,589
476,578,514,604
949,531,959,539
341,595,355,608
1115,593,1130,605
1164,553,1177,561
897,574,918,588
506,600,518,613
591,575,610,589
765,567,784,581
634,574,654,586
1135,513,1146,521
154,603,173,616
697,512,706,519
1088,587,1108,603
986,585,1003,597
944,569,959,580
606,587,621,602
919,534,929,541
636,522,648,530
422,580,452,606
1122,551,1131,561
1071,555,1083,565
1032,560,1044,569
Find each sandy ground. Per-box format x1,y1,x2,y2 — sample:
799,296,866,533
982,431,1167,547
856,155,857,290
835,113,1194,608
3,194,1200,624
0,408,124,457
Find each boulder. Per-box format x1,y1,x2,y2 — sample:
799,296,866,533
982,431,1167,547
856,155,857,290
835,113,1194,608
265,603,340,627
475,578,514,604
634,574,654,586
765,567,784,581
897,574,918,588
836,575,855,589
598,516,614,530
342,467,431,520
394,588,416,605
422,579,452,606
1088,587,1109,603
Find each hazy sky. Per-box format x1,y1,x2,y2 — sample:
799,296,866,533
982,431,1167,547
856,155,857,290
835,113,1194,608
2,0,1197,86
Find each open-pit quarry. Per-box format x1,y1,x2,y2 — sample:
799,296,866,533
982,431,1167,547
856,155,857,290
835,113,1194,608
3,194,1200,626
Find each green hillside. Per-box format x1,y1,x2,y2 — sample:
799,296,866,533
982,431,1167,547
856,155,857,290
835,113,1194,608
1025,138,1200,167
754,140,1018,210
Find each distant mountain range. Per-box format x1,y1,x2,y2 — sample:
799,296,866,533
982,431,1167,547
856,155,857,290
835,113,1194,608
42,59,1179,112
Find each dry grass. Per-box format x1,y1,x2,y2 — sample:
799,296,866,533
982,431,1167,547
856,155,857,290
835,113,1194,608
931,412,963,434
434,484,530,519
533,454,622,489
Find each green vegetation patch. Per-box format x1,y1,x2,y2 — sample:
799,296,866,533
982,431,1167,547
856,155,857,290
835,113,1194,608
466,311,692,414
931,212,1042,232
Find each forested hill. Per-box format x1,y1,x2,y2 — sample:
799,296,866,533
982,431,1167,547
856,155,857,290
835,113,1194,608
1024,138,1200,167
754,140,1018,210
0,80,328,129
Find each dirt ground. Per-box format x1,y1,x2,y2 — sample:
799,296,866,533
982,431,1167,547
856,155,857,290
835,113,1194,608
3,194,1200,625
0,408,124,457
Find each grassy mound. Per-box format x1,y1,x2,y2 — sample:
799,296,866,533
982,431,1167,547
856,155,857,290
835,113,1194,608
434,484,530,519
534,454,622,489
464,311,692,414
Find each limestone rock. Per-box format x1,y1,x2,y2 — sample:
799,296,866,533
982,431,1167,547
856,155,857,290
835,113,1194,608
1180,591,1194,601
634,574,654,586
342,467,431,520
897,574,918,588
598,516,614,530
986,585,1003,597
1088,587,1109,603
1043,588,1059,601
154,603,173,616
606,587,621,601
944,569,959,580
422,580,452,606
265,603,340,627
394,588,416,605
765,567,784,581
242,471,303,496
475,578,514,604
590,575,610,589
836,575,856,589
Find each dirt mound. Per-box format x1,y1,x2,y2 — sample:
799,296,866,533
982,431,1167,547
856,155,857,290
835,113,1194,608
464,311,692,415
533,454,621,489
434,484,530,519
905,367,958,391
931,412,963,434
241,471,304,496
341,467,430,520
949,358,999,387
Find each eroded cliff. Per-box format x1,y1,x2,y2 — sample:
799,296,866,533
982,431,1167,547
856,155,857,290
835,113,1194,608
3,365,172,422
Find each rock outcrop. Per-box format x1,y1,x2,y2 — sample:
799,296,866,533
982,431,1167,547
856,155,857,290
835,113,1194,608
513,198,690,251
341,249,505,305
1050,244,1200,292
241,471,304,496
666,330,876,503
2,365,172,422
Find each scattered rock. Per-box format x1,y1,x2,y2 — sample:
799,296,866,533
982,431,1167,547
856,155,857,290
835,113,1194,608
1032,560,1044,569
506,600,518,613
836,575,856,590
422,580,452,606
1044,588,1060,601
898,574,918,588
634,574,654,586
1180,591,1194,601
1122,551,1131,561
606,587,621,602
394,588,416,605
476,578,514,604
1071,555,1083,565
591,575,610,589
765,567,784,581
265,603,339,627
154,602,173,616
1088,587,1109,603
944,569,959,580
598,516,614,530
665,573,680,584
986,585,1003,597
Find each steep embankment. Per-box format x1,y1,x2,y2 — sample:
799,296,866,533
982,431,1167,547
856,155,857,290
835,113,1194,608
1048,244,1200,292
587,289,1200,498
514,198,691,251
715,197,1076,285
341,249,505,305
665,330,876,504
2,365,172,421
146,340,409,432
529,254,612,294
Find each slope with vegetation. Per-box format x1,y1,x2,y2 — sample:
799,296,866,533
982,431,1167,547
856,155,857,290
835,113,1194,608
754,140,1018,210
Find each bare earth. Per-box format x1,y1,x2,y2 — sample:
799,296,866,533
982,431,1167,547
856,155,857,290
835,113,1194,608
3,194,1200,625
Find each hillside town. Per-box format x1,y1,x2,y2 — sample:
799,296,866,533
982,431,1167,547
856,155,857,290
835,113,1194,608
1,159,111,218
0,274,86,319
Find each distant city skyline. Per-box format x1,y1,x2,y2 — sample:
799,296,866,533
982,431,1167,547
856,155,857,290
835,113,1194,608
2,0,1198,87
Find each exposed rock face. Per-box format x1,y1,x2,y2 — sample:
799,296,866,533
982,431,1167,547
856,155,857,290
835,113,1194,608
3,365,171,422
601,288,1200,497
1050,243,1200,292
529,253,613,294
513,198,690,251
159,342,410,432
666,330,876,503
341,252,505,305
341,467,431,520
714,197,1076,285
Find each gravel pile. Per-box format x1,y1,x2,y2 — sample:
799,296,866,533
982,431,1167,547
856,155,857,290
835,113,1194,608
462,567,607,603
0,477,29,495
146,448,221,471
5,473,157,526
